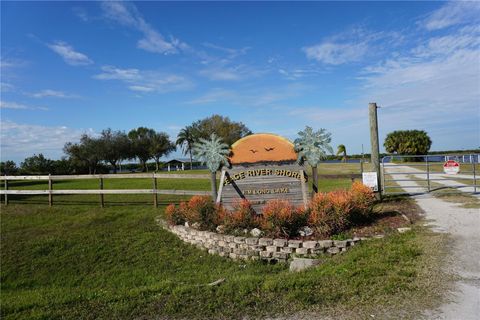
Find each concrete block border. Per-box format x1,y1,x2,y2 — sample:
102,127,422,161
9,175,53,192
163,222,375,263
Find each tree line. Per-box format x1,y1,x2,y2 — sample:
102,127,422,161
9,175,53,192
1,115,251,175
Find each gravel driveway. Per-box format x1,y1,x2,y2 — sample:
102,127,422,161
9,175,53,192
384,165,480,319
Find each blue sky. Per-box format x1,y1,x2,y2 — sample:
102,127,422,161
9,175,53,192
1,1,479,163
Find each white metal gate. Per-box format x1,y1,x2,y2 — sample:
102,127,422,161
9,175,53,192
381,154,478,196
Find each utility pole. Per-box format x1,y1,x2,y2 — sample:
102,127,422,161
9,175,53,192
369,103,382,200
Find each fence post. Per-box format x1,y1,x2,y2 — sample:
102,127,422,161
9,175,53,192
425,156,431,192
48,174,53,207
473,160,477,194
153,173,158,208
4,175,8,206
99,176,104,208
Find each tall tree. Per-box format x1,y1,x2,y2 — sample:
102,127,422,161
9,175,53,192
20,154,54,174
176,126,196,170
128,127,155,172
99,129,131,173
193,133,230,199
384,130,432,156
190,115,252,146
0,161,18,175
150,132,176,171
64,134,103,174
336,144,348,163
294,126,333,195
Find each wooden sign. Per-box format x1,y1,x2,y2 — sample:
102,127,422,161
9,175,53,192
217,134,308,213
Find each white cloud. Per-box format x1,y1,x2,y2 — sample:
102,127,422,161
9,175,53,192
30,89,77,99
202,43,250,59
303,42,369,65
0,82,14,92
47,41,93,66
0,120,93,162
303,29,402,65
357,24,480,149
101,1,187,55
94,65,193,93
0,101,48,111
199,64,265,81
421,1,480,31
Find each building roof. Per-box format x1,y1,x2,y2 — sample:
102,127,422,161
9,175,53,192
229,133,297,164
165,158,197,164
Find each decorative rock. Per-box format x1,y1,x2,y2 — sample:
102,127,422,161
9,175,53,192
318,240,333,248
327,247,340,254
273,239,287,247
259,238,273,246
288,240,303,248
228,243,238,249
245,237,259,245
229,253,238,260
191,222,201,230
373,234,385,239
397,227,411,233
250,228,262,237
208,249,219,255
224,235,235,242
289,257,322,272
216,225,225,234
260,251,273,258
281,247,295,254
333,240,348,248
295,247,310,255
266,246,279,252
298,226,314,237
303,241,319,249
234,236,246,244
273,252,289,260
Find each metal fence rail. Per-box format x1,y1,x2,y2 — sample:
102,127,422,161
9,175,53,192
381,154,478,196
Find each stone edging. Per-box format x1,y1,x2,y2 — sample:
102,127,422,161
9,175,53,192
164,222,380,263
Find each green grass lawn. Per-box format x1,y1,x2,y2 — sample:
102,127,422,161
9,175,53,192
1,200,448,319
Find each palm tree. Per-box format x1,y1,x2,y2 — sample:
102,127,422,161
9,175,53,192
176,126,196,170
294,126,333,195
193,133,230,199
336,144,348,163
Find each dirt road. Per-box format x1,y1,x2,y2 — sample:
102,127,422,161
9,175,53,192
384,165,480,319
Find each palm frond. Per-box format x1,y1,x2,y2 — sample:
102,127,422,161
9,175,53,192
294,126,333,167
192,133,230,172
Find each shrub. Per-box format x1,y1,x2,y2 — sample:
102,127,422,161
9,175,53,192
223,199,260,232
186,196,218,231
165,204,186,226
309,183,375,237
260,199,308,238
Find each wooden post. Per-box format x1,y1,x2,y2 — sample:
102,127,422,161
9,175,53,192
216,170,226,204
4,175,8,206
311,165,318,195
369,103,382,200
99,176,104,208
210,171,217,200
153,173,158,208
48,174,53,207
300,170,308,208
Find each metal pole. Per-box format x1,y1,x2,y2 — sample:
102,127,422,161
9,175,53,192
473,160,477,194
369,103,382,200
4,175,8,206
425,155,431,192
360,144,364,174
153,173,158,208
48,174,53,207
99,176,104,208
